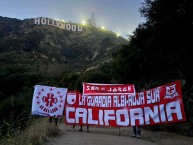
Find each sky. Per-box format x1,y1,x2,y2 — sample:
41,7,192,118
0,0,145,38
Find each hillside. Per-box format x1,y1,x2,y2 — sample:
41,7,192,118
0,16,129,138
0,16,128,76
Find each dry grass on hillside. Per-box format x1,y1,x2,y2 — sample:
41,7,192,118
0,118,60,145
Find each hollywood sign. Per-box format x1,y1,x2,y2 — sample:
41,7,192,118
34,17,83,32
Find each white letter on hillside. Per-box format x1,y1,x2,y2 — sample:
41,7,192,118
78,26,82,31
66,24,71,30
41,18,47,25
34,17,40,24
71,25,76,31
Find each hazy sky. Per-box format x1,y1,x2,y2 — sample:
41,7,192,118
0,0,145,38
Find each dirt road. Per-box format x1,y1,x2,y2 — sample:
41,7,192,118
46,123,193,145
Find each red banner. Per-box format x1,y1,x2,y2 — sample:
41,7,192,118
65,81,186,127
83,82,136,95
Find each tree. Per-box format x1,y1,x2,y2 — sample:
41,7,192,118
111,0,193,88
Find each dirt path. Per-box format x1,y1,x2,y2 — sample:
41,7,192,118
46,123,193,145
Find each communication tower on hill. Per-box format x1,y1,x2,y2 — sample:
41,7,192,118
91,10,96,27
87,9,96,27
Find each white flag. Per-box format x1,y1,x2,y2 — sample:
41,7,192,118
31,85,68,117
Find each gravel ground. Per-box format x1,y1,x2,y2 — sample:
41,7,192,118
45,123,193,145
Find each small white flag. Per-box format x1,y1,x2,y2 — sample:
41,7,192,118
31,85,68,117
